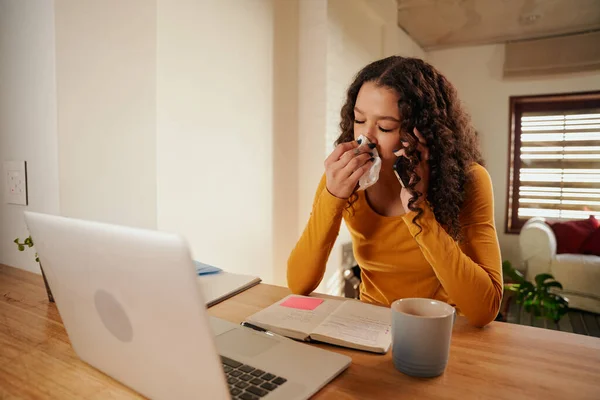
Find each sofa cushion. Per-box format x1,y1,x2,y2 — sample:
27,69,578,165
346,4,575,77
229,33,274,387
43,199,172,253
549,216,599,254
580,227,600,256
552,254,600,300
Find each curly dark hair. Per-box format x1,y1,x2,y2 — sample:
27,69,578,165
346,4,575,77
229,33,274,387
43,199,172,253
335,56,484,240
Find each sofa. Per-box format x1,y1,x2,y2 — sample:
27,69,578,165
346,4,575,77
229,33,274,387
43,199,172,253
519,217,600,314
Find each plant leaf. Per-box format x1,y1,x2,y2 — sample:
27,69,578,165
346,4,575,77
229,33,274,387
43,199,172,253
545,281,563,290
504,283,520,292
520,282,534,293
535,273,554,287
503,260,526,284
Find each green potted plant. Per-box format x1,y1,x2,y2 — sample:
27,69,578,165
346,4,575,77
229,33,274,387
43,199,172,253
14,235,54,302
502,260,568,324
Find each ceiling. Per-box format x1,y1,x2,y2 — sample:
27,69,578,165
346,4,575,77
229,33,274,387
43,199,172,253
396,0,600,50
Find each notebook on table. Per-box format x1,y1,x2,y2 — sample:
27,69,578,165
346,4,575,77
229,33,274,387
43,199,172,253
244,294,392,354
197,271,261,307
193,260,261,307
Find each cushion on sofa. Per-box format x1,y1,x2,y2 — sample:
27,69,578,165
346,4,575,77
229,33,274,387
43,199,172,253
548,216,599,254
580,227,600,256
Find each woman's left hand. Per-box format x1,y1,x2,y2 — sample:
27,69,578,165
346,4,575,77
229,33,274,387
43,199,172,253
394,128,430,212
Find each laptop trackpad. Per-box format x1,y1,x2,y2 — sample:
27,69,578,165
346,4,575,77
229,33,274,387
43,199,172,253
215,328,279,358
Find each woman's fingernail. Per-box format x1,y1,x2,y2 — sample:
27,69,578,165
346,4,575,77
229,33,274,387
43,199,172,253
369,157,375,162
368,143,376,149
369,152,374,157
357,138,362,144
393,149,399,152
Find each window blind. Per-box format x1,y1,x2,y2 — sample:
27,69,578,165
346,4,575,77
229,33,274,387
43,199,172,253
517,109,600,221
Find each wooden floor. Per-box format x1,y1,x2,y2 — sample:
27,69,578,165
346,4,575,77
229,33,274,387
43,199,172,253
504,302,600,338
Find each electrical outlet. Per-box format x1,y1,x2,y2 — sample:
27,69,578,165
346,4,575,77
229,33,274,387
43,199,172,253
4,161,28,205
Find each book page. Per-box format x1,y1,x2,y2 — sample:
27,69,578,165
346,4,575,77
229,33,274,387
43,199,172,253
245,295,344,340
310,300,392,352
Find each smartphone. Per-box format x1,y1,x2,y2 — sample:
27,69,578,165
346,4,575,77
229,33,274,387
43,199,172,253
393,156,411,188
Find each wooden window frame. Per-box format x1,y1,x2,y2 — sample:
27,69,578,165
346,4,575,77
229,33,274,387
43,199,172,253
505,90,600,234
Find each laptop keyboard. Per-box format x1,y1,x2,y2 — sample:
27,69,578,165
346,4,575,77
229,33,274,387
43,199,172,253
221,356,287,399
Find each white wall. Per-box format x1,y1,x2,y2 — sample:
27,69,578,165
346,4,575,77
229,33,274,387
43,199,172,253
326,0,385,154
325,0,426,154
153,0,426,288
0,0,59,273
54,0,157,230
1,0,426,284
428,44,600,266
367,0,426,61
297,0,328,243
156,0,275,282
273,0,300,286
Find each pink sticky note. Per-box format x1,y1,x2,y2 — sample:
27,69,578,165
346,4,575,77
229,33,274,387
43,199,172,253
280,296,324,311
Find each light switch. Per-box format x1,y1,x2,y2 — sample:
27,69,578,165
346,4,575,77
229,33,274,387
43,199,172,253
4,161,28,205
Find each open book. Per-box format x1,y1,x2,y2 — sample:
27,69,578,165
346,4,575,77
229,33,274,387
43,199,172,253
244,294,392,354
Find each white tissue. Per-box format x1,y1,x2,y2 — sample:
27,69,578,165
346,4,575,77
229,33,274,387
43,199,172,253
357,135,381,191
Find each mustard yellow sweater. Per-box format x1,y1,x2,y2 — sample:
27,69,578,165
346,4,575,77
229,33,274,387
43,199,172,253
287,164,503,327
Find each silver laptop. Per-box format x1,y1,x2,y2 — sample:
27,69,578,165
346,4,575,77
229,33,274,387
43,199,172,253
24,211,351,400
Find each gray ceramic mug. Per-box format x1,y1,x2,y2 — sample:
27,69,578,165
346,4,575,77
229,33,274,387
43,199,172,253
390,298,455,377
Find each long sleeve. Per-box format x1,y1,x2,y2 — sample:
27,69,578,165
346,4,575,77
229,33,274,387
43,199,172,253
287,175,347,295
401,165,503,327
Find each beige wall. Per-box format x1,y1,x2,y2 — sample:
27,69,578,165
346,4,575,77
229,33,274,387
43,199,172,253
297,0,328,242
273,0,300,286
367,0,426,60
7,0,292,282
54,0,157,230
428,44,600,267
0,0,59,273
326,0,385,154
156,0,276,281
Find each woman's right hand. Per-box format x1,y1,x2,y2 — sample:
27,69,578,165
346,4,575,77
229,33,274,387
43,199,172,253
324,141,375,199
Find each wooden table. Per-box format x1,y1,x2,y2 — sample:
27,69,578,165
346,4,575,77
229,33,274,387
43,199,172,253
1,263,600,399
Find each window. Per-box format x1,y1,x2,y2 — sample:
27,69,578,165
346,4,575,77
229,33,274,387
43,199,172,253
506,91,600,234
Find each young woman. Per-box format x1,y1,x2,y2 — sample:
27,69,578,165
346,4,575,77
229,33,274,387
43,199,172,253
287,56,502,327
